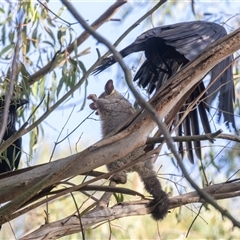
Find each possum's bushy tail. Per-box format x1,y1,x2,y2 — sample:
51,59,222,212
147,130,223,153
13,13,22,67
141,175,169,220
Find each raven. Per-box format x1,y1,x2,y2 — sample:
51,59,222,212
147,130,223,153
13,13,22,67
93,21,236,163
0,96,28,174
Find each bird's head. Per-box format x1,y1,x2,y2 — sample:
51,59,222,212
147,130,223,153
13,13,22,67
0,96,28,112
0,96,28,133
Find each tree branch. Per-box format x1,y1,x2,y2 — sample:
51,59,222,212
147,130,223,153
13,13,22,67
147,130,240,144
20,179,240,240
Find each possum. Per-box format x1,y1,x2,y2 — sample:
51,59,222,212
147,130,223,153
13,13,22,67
88,79,169,220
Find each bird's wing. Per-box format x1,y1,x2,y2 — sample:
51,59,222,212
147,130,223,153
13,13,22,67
92,41,145,75
137,21,226,61
133,21,235,130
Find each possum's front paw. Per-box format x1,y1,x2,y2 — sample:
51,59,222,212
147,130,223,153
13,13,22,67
88,94,98,113
87,94,98,101
89,102,98,111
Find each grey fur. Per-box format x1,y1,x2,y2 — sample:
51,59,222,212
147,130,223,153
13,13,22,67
88,79,169,220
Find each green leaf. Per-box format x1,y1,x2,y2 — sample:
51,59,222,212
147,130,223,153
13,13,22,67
57,75,67,98
22,30,29,53
57,26,67,46
45,27,56,45
9,31,15,43
49,52,65,72
42,40,54,48
57,6,65,17
32,81,38,98
0,8,5,14
113,193,124,203
79,79,88,111
47,18,56,28
20,62,30,80
1,24,5,45
0,15,12,26
0,43,14,57
69,70,76,89
39,76,46,99
69,29,73,45
62,61,68,75
32,25,38,48
78,60,87,74
50,71,57,101
29,125,38,157
73,38,78,58
69,58,79,72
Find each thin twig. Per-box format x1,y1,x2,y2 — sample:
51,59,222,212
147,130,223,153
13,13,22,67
146,130,224,144
186,204,204,238
56,111,93,145
70,192,85,240
49,105,76,162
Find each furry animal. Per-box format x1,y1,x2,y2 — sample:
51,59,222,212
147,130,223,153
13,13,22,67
88,79,169,220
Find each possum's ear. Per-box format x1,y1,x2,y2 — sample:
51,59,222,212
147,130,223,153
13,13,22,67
105,79,114,95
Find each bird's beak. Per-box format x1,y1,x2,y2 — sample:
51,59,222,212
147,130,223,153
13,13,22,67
12,98,29,109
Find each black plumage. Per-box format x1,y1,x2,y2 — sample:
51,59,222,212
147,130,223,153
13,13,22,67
0,96,28,174
93,21,236,163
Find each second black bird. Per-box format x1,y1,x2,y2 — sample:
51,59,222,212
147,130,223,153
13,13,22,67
0,96,28,174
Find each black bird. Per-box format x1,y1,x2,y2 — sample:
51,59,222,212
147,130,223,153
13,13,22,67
93,21,236,163
0,96,28,174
